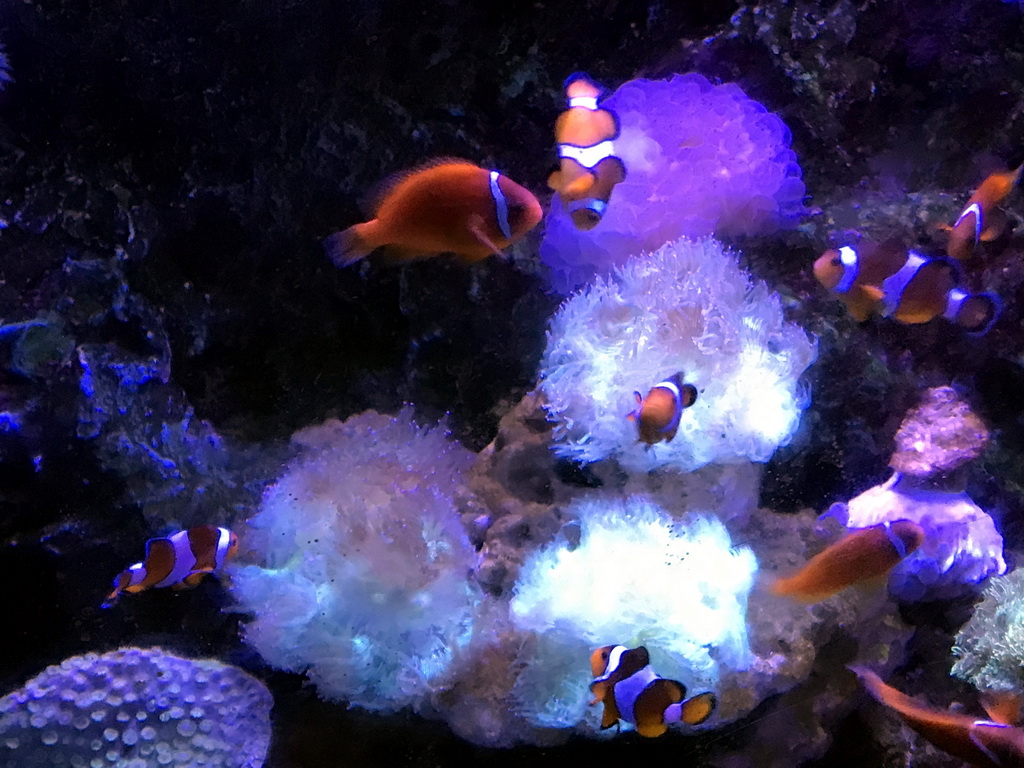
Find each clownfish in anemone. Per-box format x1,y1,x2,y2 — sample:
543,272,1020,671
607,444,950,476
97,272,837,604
627,372,698,446
548,73,626,231
851,666,1024,768
589,645,716,738
944,165,1022,261
102,525,239,608
323,159,543,267
771,520,925,603
813,240,1001,335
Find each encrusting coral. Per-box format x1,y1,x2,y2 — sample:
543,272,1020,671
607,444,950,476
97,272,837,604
0,647,272,768
539,236,817,474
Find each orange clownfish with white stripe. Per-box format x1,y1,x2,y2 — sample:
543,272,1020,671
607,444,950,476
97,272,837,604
548,73,626,231
323,159,543,267
627,372,698,446
589,645,716,738
771,520,925,603
102,525,239,608
945,165,1022,261
851,666,1024,768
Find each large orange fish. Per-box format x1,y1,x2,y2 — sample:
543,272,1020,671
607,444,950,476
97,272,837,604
547,73,626,231
589,645,716,738
851,666,1024,768
103,525,239,608
323,159,543,267
771,520,924,603
814,241,1000,334
945,166,1022,261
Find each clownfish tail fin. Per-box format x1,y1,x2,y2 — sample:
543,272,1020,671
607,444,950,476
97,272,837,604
323,222,375,268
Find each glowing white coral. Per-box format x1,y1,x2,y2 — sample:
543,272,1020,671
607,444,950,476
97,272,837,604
541,73,805,292
229,409,479,713
539,237,817,473
509,496,757,729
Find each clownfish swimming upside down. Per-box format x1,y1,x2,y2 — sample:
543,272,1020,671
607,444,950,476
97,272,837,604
103,525,239,608
323,159,543,267
548,72,626,231
589,645,716,738
627,372,698,446
813,240,1001,335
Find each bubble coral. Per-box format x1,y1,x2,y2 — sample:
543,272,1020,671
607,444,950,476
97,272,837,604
0,647,272,768
540,73,806,292
538,236,817,473
229,409,480,713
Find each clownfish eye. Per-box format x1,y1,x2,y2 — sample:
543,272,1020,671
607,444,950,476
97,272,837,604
830,255,842,267
601,649,610,660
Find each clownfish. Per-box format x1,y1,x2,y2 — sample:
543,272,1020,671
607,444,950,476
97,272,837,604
813,241,1001,334
103,525,239,608
945,165,1022,261
589,645,716,738
851,666,1024,768
627,372,698,446
548,73,626,231
771,520,925,603
323,159,543,267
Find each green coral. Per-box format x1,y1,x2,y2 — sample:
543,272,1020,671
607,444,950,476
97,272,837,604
951,567,1024,692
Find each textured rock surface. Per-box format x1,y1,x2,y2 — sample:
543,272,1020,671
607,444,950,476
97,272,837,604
890,386,989,482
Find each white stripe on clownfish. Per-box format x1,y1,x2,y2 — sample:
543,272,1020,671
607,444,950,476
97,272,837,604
954,202,984,247
879,250,929,317
568,95,599,110
558,140,617,170
489,171,512,240
593,644,628,683
834,245,860,294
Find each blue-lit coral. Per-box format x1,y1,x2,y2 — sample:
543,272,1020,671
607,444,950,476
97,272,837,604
951,566,1024,694
0,647,272,768
539,237,817,473
229,409,480,713
541,73,806,292
509,495,756,730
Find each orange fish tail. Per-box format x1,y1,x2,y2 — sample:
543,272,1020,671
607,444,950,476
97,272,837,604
951,292,1001,335
323,222,377,267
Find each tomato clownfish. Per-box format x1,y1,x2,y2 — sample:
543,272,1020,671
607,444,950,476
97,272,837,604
589,645,716,738
323,159,543,267
627,372,698,446
771,520,925,603
548,73,626,231
945,165,1022,261
103,525,239,608
851,666,1024,768
813,241,1001,335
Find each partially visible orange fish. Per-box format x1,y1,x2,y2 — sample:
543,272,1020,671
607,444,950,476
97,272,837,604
626,372,698,446
548,73,626,231
323,159,543,267
771,520,925,603
946,166,1022,261
103,525,239,608
851,666,1024,768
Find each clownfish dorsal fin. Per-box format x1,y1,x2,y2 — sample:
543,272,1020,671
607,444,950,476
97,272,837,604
361,157,478,217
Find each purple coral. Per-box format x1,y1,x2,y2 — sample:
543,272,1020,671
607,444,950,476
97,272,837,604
540,73,806,292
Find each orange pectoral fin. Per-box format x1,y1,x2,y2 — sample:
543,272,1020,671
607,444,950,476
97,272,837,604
980,208,1008,241
564,173,597,198
466,213,505,258
547,170,564,192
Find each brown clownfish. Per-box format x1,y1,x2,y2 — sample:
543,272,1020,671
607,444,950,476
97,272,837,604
851,666,1024,768
323,159,543,267
589,645,716,738
771,520,925,603
103,525,239,608
945,165,1022,261
813,241,1001,334
548,73,627,231
627,372,698,446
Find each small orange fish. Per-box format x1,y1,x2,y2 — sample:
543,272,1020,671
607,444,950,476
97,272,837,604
323,159,543,266
548,73,626,231
814,241,1000,334
590,645,716,738
626,372,698,446
103,525,239,608
851,666,1024,768
945,166,1022,261
771,520,924,603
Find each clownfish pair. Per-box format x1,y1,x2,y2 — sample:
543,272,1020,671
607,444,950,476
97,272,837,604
548,73,626,231
323,159,543,267
852,666,1024,768
627,372,698,446
813,240,1001,334
589,645,716,738
771,520,925,603
102,525,239,608
945,165,1022,261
